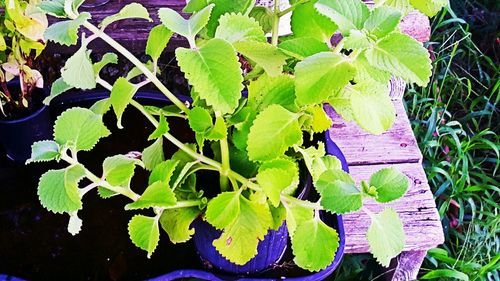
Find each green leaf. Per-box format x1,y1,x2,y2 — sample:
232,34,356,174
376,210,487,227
248,6,274,33
39,0,66,18
110,77,139,129
44,12,90,46
420,269,469,281
158,4,214,41
247,105,302,161
54,107,110,151
90,98,111,115
318,179,362,214
160,207,201,243
103,155,142,187
142,138,165,171
93,53,118,76
292,218,339,271
269,203,286,230
234,40,288,77
409,0,448,17
126,181,177,210
183,0,208,13
295,52,355,107
314,169,354,193
295,144,344,182
260,158,300,195
285,203,314,237
308,105,333,133
146,25,173,61
278,37,330,60
37,165,85,214
353,54,392,84
365,32,432,86
61,45,95,90
215,13,266,43
148,113,169,140
67,211,83,235
247,74,297,112
291,0,337,42
373,0,412,15
343,29,372,50
176,38,243,114
257,166,296,207
206,191,241,229
204,0,253,37
366,208,405,267
315,0,370,35
369,167,409,203
349,81,396,135
364,6,402,39
27,140,60,163
205,116,227,141
213,195,272,265
149,160,179,185
128,214,160,258
188,107,213,133
44,77,73,105
100,3,152,29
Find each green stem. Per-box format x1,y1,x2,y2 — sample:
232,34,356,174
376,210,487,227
162,200,203,209
83,22,190,114
271,0,281,46
219,136,231,192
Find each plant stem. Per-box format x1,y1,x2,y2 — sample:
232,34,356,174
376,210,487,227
277,0,311,17
271,0,281,46
83,21,190,114
219,137,231,191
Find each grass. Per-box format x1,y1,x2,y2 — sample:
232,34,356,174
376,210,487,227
406,1,499,280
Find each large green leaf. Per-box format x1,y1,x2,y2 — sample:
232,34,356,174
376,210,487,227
205,191,241,229
61,45,95,90
110,77,139,129
365,32,432,86
27,140,60,163
176,38,243,114
247,105,302,161
158,4,214,42
234,41,288,77
295,52,355,107
146,25,173,61
37,165,86,214
204,0,253,37
292,218,339,271
215,13,266,43
213,195,272,265
100,3,151,29
54,107,110,151
44,12,90,46
160,207,201,243
247,74,297,112
257,162,297,207
366,208,405,267
278,37,330,60
369,167,409,203
315,0,370,35
102,155,142,187
142,138,165,171
128,215,160,258
291,0,337,43
364,6,402,39
284,203,314,237
125,181,177,210
316,170,362,214
409,0,448,17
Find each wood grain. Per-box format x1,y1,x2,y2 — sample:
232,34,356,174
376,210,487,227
326,101,423,166
342,163,444,253
391,251,427,281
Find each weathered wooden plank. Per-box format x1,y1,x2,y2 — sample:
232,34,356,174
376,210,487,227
326,101,423,166
390,250,427,281
343,162,444,253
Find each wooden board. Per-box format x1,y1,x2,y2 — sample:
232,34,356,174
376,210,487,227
342,162,445,253
326,101,423,166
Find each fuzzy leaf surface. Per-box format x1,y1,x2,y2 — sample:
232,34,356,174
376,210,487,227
160,207,201,243
146,25,173,61
110,77,139,128
142,138,165,171
61,45,95,89
366,208,405,267
234,41,288,77
158,4,214,40
100,3,152,29
27,140,60,163
291,0,337,42
364,6,402,38
278,37,330,60
316,170,361,214
205,191,241,229
103,155,142,187
128,215,160,258
44,13,90,46
125,181,177,210
247,74,297,112
369,167,409,203
215,13,266,43
315,0,370,35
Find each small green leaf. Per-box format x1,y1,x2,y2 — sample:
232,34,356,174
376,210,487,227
247,74,297,112
128,214,160,258
248,6,274,33
365,32,432,86
260,158,300,196
125,181,177,210
90,98,112,115
39,0,66,18
110,77,139,129
93,53,118,76
44,12,91,46
420,269,469,281
295,144,343,182
247,105,302,161
278,37,330,60
284,203,314,236
215,13,266,43
205,116,227,141
234,40,288,77
364,6,402,39
314,169,354,193
183,0,208,13
158,4,214,41
205,0,254,37
269,204,286,230
318,179,362,214
206,191,241,229
308,105,333,133
292,218,339,271
103,155,142,187
61,45,96,90
27,140,60,163
343,29,372,50
315,0,370,35
213,195,272,265
366,208,405,267
369,167,409,203
44,77,73,105
176,38,243,114
148,113,169,140
374,0,412,15
291,0,337,42
142,138,165,171
409,0,448,17
149,160,179,185
160,207,201,243
100,3,152,29
146,25,173,61
54,107,110,151
188,107,213,133
37,165,86,214
67,211,83,235
295,52,355,107
257,167,295,207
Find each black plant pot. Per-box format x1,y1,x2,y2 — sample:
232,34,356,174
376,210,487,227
0,86,52,163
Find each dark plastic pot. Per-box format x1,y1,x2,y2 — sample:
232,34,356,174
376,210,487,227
0,86,52,163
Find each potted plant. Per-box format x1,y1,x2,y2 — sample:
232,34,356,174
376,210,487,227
0,0,50,162
29,0,443,278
